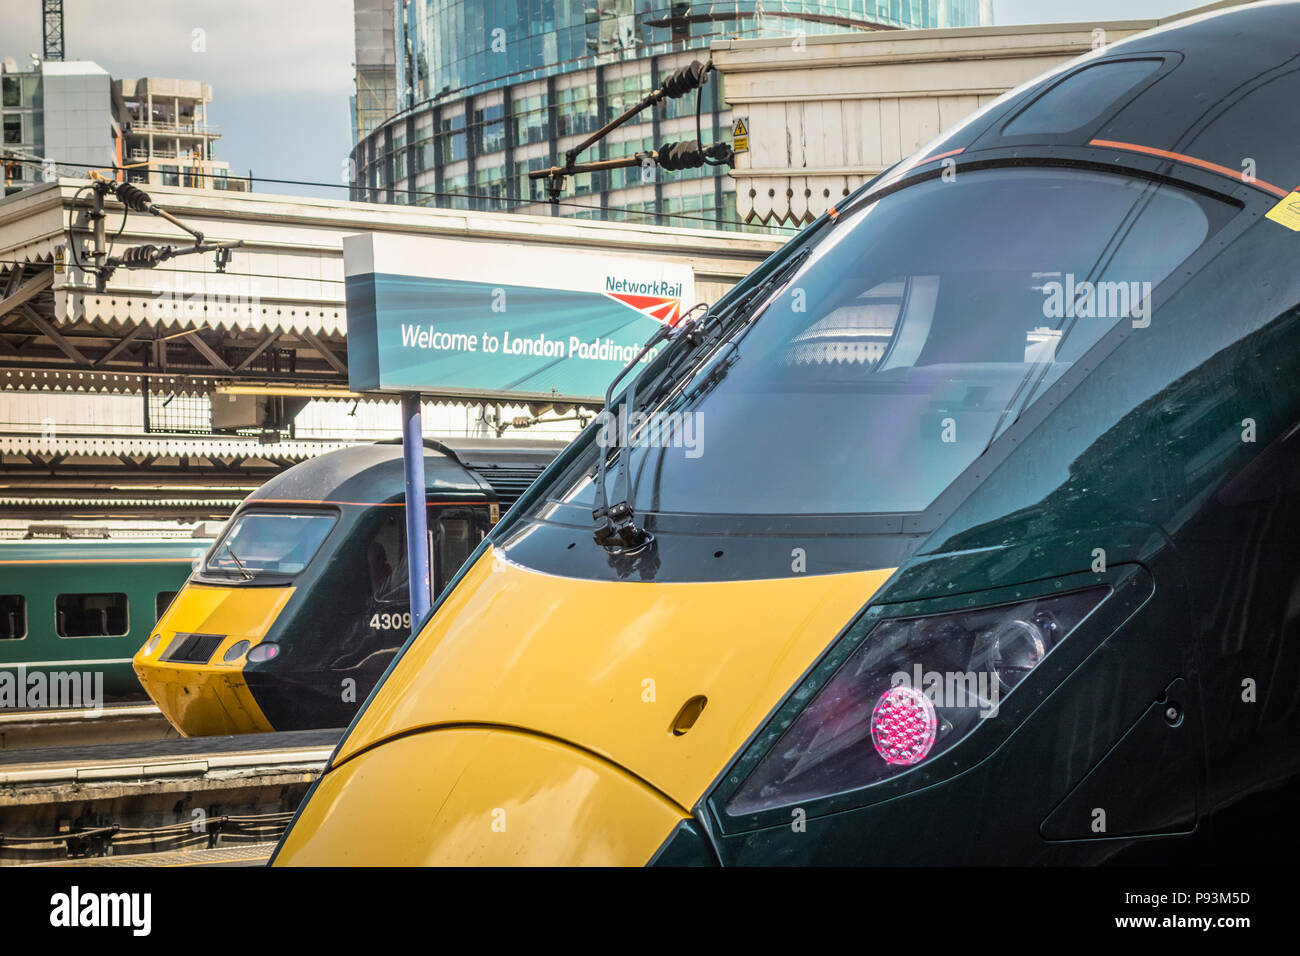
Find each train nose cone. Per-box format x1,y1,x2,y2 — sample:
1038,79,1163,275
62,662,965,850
273,726,688,866
275,547,895,863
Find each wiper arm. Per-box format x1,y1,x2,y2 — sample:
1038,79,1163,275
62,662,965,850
218,539,254,580
633,247,814,422
592,306,706,552
589,246,812,553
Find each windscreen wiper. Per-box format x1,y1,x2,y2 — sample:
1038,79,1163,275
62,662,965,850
218,540,254,580
590,246,814,553
592,307,706,553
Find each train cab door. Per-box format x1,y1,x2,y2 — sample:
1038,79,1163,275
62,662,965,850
427,506,492,601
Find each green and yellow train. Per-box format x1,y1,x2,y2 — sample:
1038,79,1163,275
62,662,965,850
133,439,563,735
0,539,207,704
272,3,1300,865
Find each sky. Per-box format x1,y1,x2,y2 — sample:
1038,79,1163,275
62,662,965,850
2,0,356,198
0,0,1211,200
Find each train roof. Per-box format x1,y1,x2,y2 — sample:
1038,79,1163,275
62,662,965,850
437,438,570,470
875,1,1300,204
0,538,210,564
244,442,491,508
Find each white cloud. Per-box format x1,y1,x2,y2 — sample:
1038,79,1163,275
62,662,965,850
3,0,357,196
5,0,355,95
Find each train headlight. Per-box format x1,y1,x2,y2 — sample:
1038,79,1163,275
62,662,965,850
223,640,251,663
246,642,280,663
727,586,1109,814
870,685,937,766
144,633,162,654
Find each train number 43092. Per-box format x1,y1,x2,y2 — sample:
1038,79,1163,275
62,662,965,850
369,612,412,630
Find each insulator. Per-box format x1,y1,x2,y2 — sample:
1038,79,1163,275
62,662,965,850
120,244,161,268
705,142,735,167
114,182,154,212
662,60,708,99
656,141,706,171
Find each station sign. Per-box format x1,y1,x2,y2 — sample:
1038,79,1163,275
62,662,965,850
343,233,695,403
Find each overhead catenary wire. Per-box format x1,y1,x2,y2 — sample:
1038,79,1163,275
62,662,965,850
5,156,799,233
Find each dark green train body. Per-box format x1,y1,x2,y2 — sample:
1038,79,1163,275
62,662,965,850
273,2,1300,866
0,539,207,703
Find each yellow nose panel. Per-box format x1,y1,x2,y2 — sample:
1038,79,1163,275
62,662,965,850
133,583,293,736
335,548,894,809
274,727,687,866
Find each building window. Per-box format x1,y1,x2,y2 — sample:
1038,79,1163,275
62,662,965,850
3,115,22,145
434,110,468,164
1,595,25,640
56,593,129,638
513,92,549,146
671,1,691,42
557,83,598,137
20,75,40,108
1,76,19,108
473,101,505,155
444,172,470,210
159,165,180,186
474,161,507,209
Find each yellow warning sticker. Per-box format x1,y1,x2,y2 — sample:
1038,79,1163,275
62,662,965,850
732,117,749,154
1266,190,1300,231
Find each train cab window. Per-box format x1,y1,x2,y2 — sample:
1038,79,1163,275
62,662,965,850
0,595,25,640
56,593,128,638
1002,58,1164,137
365,508,488,603
155,591,177,621
555,166,1230,517
433,514,477,595
367,512,409,604
203,511,337,582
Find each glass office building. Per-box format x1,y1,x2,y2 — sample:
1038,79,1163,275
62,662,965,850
351,1,990,228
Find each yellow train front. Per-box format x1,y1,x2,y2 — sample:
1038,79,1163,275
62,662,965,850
275,3,1300,865
134,442,501,735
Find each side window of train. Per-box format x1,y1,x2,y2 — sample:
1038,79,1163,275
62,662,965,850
0,595,25,640
155,591,177,621
55,593,129,638
367,511,408,604
432,510,480,596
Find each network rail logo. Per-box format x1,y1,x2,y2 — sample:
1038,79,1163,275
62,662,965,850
604,275,685,325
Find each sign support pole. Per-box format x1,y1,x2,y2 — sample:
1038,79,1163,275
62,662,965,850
402,391,431,635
